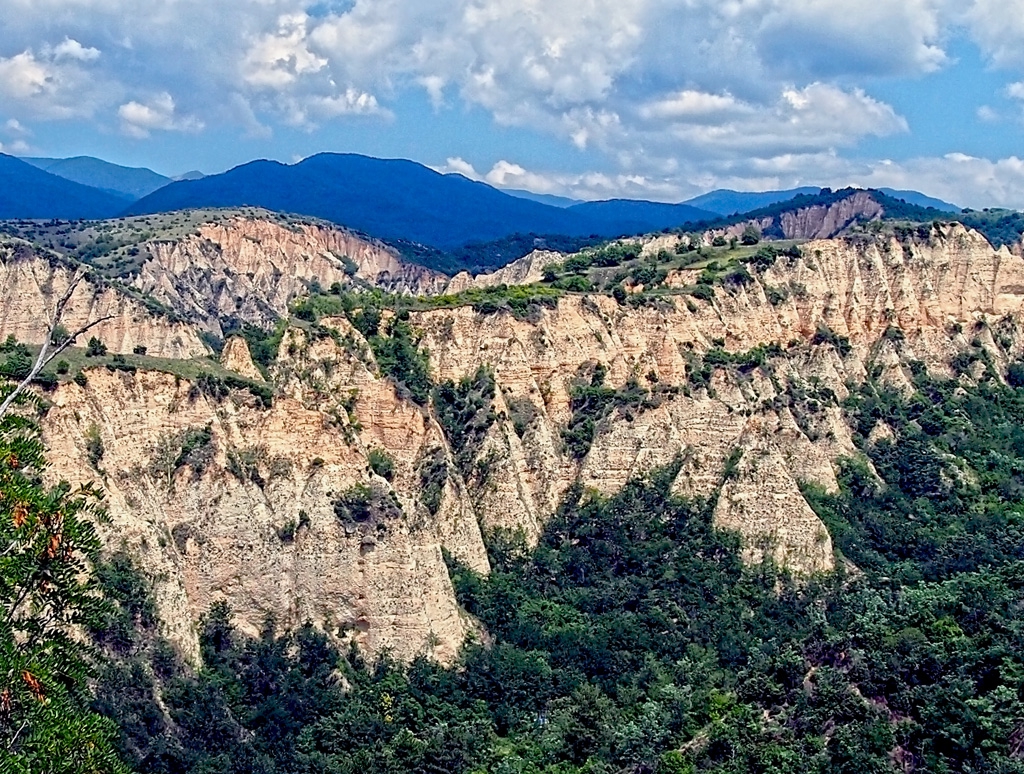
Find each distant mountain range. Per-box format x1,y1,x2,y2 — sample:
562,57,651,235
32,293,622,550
680,186,959,216
1,151,963,256
506,184,960,218
125,154,719,248
0,155,129,220
876,188,959,213
22,156,172,201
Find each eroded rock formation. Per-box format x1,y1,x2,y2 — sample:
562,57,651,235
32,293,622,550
19,221,1024,664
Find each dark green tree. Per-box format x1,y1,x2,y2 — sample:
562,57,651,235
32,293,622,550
0,388,128,773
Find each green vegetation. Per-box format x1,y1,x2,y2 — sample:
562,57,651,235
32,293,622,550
333,481,403,529
85,336,108,357
423,284,563,319
149,424,215,487
418,446,448,516
221,319,288,376
684,343,785,390
958,208,1024,248
0,335,33,382
367,448,396,481
23,340,276,408
432,366,498,480
0,388,130,772
292,290,435,405
562,364,676,459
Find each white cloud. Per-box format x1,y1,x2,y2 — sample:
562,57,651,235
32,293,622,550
118,93,204,138
439,151,1024,212
977,105,999,122
243,13,326,90
0,52,58,100
967,0,1024,68
440,156,480,179
0,47,110,119
851,153,1024,209
4,0,1024,210
757,0,948,77
4,119,30,135
49,38,100,62
0,139,31,155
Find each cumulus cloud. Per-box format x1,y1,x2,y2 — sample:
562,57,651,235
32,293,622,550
5,0,1024,208
49,38,101,61
118,93,204,138
757,0,947,77
967,0,1024,68
437,150,1024,212
243,13,327,90
0,40,119,120
0,118,32,154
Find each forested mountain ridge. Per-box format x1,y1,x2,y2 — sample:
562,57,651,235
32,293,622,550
6,212,1024,771
124,153,718,250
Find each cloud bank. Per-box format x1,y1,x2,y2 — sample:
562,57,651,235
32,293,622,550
0,0,1023,205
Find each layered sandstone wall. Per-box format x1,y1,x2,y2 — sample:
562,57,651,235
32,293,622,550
135,216,447,331
30,223,1024,662
0,242,208,358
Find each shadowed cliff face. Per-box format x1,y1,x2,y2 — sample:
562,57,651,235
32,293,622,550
703,191,885,243
21,221,1024,663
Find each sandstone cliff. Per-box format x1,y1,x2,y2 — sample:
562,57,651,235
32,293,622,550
30,221,1024,665
135,216,447,332
0,240,208,358
703,190,885,244
42,329,488,664
446,250,563,293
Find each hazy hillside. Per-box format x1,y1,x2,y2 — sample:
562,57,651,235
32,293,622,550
0,154,130,219
684,185,958,216
22,156,171,200
682,186,823,215
878,187,960,212
568,198,716,232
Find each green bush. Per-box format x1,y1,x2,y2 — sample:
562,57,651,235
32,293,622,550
686,283,715,303
419,447,448,515
368,448,396,481
86,336,108,357
433,366,497,479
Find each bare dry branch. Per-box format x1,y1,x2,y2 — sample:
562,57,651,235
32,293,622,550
0,271,115,420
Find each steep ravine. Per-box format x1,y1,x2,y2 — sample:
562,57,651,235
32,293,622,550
32,223,1024,663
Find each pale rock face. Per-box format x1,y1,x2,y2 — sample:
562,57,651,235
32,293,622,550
413,223,1024,575
28,222,1024,661
701,191,884,244
220,336,265,381
712,426,834,574
41,330,487,665
445,250,563,293
0,245,208,358
135,216,447,332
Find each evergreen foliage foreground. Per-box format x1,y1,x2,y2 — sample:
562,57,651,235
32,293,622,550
0,389,128,773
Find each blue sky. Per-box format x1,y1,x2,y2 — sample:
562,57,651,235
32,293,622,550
2,0,1024,208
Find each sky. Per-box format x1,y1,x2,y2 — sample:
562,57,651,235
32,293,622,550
2,0,1024,208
